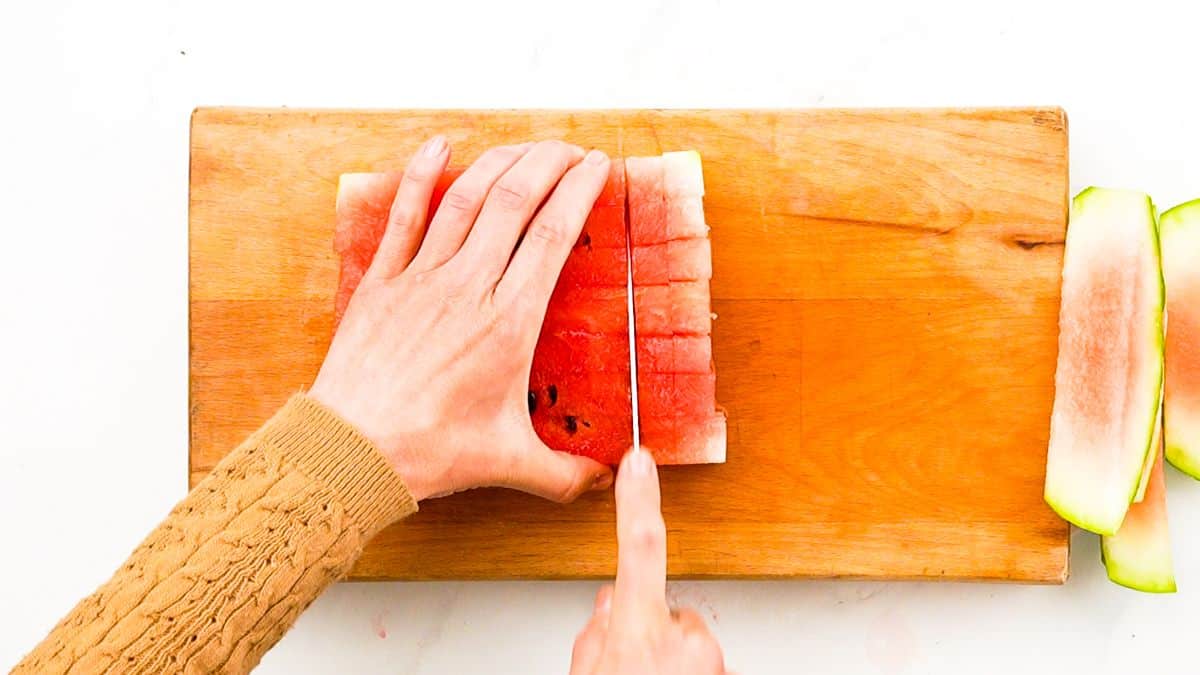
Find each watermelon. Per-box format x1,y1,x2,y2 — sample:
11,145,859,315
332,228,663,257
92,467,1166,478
632,283,715,337
1044,187,1164,536
629,150,725,464
626,156,666,245
528,364,632,466
632,239,714,283
1132,387,1164,504
332,150,725,466
1161,199,1200,478
637,335,713,374
1101,414,1176,593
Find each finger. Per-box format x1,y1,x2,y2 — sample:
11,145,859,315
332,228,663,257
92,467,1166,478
679,629,727,675
501,435,614,503
365,136,451,280
569,617,607,675
495,149,609,310
451,140,585,284
594,584,614,618
673,607,711,636
411,143,533,272
611,449,669,632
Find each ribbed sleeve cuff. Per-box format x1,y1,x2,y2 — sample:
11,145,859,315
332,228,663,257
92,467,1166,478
258,393,418,535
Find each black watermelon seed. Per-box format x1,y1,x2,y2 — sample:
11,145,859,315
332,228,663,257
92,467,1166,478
547,384,558,406
577,232,592,249
564,415,578,435
527,390,537,414
581,420,591,428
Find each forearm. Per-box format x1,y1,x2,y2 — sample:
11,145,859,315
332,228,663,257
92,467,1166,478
14,394,416,674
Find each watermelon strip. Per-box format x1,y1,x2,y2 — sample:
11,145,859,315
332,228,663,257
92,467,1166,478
1101,416,1176,593
626,156,667,245
1044,187,1164,536
1161,199,1200,479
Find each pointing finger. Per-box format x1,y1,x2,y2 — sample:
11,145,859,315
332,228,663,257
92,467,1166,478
610,449,669,634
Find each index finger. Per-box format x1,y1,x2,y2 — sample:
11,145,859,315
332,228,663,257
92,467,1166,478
494,149,610,308
610,449,670,633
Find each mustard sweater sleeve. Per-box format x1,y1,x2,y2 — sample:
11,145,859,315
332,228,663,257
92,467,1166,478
13,394,417,674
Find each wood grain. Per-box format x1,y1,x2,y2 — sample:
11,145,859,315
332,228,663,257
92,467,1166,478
190,108,1070,582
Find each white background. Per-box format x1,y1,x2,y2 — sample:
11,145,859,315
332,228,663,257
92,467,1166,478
1,1,1198,673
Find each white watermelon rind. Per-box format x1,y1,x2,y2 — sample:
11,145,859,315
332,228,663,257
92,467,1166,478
1133,383,1164,503
1044,187,1164,536
1101,435,1176,594
1161,198,1200,479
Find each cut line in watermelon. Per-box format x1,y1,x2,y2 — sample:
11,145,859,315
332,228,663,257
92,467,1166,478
331,150,725,466
1044,187,1164,536
1161,199,1200,479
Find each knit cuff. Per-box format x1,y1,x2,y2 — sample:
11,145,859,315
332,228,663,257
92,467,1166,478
258,393,418,536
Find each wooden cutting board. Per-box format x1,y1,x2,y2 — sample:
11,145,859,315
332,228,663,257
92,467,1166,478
190,108,1070,582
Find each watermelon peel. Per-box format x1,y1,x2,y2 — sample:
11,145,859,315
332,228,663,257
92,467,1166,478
1044,187,1164,536
1161,199,1200,480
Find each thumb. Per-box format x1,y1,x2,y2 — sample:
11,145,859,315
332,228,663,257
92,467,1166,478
503,435,615,503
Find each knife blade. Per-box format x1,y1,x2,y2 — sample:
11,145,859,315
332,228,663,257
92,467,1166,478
625,202,641,455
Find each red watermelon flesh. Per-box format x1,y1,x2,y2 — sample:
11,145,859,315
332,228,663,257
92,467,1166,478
566,238,712,287
542,283,713,337
557,246,628,287
639,373,717,419
626,156,667,245
528,367,632,466
332,152,724,466
641,414,727,465
637,335,713,374
632,283,715,336
535,332,712,377
632,239,714,283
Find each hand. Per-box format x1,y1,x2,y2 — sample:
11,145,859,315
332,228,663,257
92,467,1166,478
570,450,729,675
310,138,615,502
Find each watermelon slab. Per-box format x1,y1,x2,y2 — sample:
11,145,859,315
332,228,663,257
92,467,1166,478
1160,199,1200,479
1044,187,1164,536
1101,415,1176,593
332,151,725,466
630,150,725,464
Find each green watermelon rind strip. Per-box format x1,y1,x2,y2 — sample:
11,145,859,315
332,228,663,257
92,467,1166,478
1161,198,1200,480
1100,425,1176,594
1044,187,1164,537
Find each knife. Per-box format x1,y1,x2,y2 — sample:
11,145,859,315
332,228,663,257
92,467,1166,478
625,214,642,455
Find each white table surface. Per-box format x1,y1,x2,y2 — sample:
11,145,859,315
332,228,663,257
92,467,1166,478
2,1,1198,672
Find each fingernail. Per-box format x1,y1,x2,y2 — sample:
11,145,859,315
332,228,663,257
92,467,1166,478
597,589,612,613
630,449,654,476
422,135,447,157
584,149,608,165
590,471,613,491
